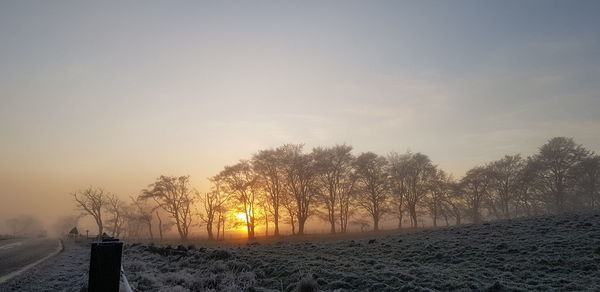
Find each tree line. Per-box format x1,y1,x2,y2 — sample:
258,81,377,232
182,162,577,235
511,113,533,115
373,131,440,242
70,137,599,241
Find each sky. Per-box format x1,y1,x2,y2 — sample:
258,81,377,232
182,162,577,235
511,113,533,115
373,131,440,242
1,1,600,231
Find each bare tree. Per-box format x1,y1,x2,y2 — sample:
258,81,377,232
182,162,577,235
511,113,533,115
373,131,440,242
198,179,230,240
252,147,286,236
444,182,465,225
338,168,358,233
154,210,175,241
533,137,590,213
106,194,126,237
426,169,453,227
388,152,407,228
354,152,389,231
216,161,258,240
571,155,600,210
395,152,437,228
281,144,318,235
486,154,524,219
281,193,298,235
313,144,354,234
131,196,155,240
141,176,194,241
460,166,490,223
72,186,108,237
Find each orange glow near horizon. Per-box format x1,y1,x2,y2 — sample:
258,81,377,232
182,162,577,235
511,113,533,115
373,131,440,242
234,212,248,231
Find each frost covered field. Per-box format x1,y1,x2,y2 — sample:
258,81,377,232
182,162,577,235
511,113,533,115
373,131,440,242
122,212,600,291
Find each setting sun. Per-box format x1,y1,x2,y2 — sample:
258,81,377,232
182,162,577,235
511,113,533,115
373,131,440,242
236,212,246,221
234,212,248,231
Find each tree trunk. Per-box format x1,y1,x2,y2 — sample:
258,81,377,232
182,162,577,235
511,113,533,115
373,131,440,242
265,213,269,237
297,216,306,235
207,221,214,240
156,211,163,241
290,215,296,235
96,219,103,239
328,209,336,234
274,209,280,236
147,221,153,240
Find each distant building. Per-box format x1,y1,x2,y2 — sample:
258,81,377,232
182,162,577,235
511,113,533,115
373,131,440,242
68,227,79,238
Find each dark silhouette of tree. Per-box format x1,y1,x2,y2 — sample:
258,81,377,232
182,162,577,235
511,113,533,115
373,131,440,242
281,192,298,235
313,144,355,234
338,165,358,233
354,152,389,231
426,169,453,227
445,182,465,225
388,152,407,228
533,137,591,213
252,147,286,236
281,144,318,235
141,176,194,241
215,161,258,240
198,179,230,240
460,166,490,223
72,186,108,237
395,152,437,228
131,196,155,240
107,194,126,237
571,155,600,209
486,154,524,219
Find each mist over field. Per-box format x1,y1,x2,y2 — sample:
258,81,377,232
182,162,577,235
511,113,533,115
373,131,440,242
1,1,600,291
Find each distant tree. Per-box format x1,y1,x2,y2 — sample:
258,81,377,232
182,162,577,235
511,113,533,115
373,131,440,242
354,152,389,231
571,155,600,210
533,137,591,213
216,161,258,240
388,152,408,229
426,169,453,227
486,154,524,219
444,182,465,225
350,218,371,232
396,152,437,228
460,166,490,223
281,144,318,235
313,144,355,234
153,210,175,241
5,215,44,237
252,147,286,236
72,186,108,237
258,195,272,236
141,176,194,241
131,196,155,240
106,194,126,237
338,167,358,233
512,157,545,217
198,179,230,240
281,192,298,235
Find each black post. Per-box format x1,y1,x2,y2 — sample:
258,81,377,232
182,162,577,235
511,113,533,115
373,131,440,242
88,238,123,292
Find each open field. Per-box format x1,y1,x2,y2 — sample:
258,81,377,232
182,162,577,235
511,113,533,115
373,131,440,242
122,211,600,291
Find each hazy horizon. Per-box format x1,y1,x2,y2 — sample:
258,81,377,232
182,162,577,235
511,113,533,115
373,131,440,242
1,1,600,233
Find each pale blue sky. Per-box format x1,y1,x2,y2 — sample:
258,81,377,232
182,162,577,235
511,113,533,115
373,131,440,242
1,1,599,223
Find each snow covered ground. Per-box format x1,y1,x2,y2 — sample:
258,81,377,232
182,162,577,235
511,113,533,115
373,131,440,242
122,211,600,291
